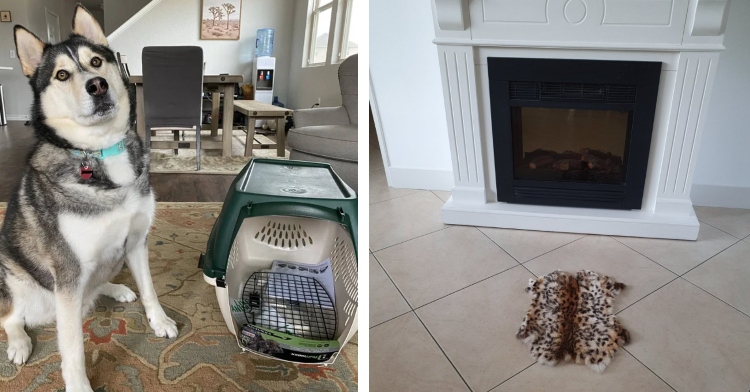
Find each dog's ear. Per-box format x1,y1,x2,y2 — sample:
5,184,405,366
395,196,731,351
14,26,46,77
72,4,107,46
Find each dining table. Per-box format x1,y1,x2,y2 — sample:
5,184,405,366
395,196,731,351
129,74,243,157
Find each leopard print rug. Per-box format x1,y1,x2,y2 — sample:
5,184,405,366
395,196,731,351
517,270,630,372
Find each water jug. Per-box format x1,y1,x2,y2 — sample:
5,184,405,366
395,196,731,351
255,28,275,57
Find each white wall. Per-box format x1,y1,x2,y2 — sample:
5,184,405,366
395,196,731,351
287,0,341,109
109,0,296,104
691,1,750,208
370,0,454,190
0,0,79,119
103,0,151,35
0,0,32,119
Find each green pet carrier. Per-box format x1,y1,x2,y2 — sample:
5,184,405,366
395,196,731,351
200,159,358,365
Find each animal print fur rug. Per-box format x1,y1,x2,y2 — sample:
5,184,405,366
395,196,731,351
517,270,630,372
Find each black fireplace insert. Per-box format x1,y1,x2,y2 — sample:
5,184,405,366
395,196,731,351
489,58,661,210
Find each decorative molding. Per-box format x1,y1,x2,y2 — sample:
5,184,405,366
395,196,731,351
564,0,588,25
691,0,729,36
482,0,548,23
602,0,673,26
434,0,466,30
659,53,718,198
437,46,485,190
107,0,165,42
433,38,725,52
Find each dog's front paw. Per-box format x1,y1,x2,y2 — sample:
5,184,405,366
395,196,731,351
64,379,94,392
6,334,32,365
148,312,178,338
101,283,137,303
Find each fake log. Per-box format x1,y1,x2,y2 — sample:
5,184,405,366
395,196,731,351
529,155,555,169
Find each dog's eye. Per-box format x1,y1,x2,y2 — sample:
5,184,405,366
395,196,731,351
91,57,102,68
56,70,69,81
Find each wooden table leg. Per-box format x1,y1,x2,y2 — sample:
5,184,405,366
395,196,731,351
211,91,220,136
244,115,254,157
276,116,286,157
135,84,145,141
221,85,234,157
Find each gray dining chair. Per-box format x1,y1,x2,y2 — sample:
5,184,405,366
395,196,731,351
142,46,204,170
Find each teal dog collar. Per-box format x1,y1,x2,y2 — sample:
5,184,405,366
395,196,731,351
69,139,126,159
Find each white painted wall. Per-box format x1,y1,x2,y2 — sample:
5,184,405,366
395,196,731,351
103,0,151,35
0,0,32,119
370,0,454,190
0,0,79,119
691,1,750,208
109,0,296,105
287,0,341,109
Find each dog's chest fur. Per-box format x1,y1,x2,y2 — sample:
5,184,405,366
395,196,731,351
58,149,153,285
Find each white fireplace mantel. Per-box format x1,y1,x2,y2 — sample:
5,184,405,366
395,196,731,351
431,0,731,240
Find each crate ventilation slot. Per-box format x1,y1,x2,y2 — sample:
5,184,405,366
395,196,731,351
242,272,336,340
330,236,358,326
254,221,314,249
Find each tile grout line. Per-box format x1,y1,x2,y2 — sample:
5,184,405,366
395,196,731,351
369,189,431,206
487,362,536,391
621,348,678,392
368,310,413,330
371,253,418,311
371,226,451,253
413,311,475,392
518,234,589,266
677,236,742,278
696,219,746,239
616,233,742,315
610,236,685,276
412,263,529,312
679,276,750,320
616,275,681,315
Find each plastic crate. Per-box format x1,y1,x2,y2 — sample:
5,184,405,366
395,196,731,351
200,159,357,365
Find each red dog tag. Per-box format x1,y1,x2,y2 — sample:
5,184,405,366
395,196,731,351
80,165,93,180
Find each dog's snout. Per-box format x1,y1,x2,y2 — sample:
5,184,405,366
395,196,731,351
85,77,108,96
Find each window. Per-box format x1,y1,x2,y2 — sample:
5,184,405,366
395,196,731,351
305,0,359,66
339,0,359,61
308,0,334,66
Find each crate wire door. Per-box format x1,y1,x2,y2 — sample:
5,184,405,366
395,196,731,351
243,272,337,340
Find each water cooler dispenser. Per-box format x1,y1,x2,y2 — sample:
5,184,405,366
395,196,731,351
252,29,275,129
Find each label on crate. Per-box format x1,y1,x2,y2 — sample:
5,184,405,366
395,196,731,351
238,324,340,363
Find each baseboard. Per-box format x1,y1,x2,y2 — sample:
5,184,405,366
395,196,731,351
387,167,454,191
6,115,30,121
691,184,750,209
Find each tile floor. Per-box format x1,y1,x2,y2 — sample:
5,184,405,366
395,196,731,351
369,149,750,392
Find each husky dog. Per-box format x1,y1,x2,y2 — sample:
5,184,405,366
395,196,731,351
0,5,177,391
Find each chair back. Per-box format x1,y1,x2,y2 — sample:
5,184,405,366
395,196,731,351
142,46,204,130
338,54,357,125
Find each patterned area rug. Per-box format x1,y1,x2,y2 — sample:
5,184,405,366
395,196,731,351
150,129,289,174
0,203,358,391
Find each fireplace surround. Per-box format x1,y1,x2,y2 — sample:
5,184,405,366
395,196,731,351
431,0,730,240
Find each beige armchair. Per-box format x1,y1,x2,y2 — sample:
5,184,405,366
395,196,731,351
288,54,358,191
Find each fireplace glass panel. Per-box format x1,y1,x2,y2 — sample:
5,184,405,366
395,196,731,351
513,107,631,184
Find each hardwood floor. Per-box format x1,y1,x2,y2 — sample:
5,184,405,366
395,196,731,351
0,121,235,203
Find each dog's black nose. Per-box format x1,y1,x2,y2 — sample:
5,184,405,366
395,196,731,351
85,77,108,96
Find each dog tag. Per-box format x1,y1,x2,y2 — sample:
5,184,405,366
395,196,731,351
80,165,93,180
